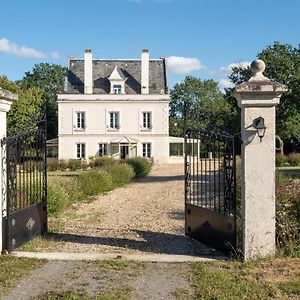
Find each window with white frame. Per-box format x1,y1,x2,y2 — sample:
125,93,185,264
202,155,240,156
142,143,151,158
76,112,85,129
113,84,122,94
99,143,108,157
109,112,120,129
76,143,86,159
142,112,152,129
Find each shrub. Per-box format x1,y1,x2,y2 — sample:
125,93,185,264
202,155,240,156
77,169,113,196
286,153,300,166
66,159,83,171
47,178,71,215
47,160,60,171
106,164,135,187
92,156,118,168
276,154,287,167
276,177,300,256
126,157,152,178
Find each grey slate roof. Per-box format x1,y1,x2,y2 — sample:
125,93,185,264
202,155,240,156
65,59,168,94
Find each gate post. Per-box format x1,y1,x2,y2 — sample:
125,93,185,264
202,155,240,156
232,60,287,261
0,88,17,252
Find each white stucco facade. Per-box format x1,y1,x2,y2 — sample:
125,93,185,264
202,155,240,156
58,50,170,163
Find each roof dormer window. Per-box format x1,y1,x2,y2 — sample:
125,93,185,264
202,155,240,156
109,65,127,94
113,84,122,94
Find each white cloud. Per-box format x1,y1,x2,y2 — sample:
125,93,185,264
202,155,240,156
218,79,235,92
51,51,60,59
166,56,205,75
0,37,45,59
218,61,251,75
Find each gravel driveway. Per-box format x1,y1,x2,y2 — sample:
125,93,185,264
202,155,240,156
49,164,216,256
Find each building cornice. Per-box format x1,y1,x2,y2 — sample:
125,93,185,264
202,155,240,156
57,94,169,102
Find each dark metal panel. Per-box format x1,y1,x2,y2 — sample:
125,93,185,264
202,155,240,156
186,203,236,255
7,202,47,252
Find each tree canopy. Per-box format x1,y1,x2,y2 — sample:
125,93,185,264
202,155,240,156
169,76,232,136
18,63,67,139
0,76,44,135
228,42,300,145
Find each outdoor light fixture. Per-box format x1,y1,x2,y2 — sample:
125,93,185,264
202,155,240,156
254,117,266,142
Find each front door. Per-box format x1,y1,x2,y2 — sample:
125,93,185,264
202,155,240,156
120,145,129,160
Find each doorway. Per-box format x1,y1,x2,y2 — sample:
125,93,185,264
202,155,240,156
120,144,129,160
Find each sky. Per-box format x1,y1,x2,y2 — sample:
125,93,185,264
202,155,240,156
0,0,300,91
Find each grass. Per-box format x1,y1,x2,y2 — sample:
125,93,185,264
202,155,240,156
190,258,300,300
35,289,131,300
0,256,45,296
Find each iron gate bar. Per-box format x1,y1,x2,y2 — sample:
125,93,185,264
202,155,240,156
2,118,47,252
184,127,237,255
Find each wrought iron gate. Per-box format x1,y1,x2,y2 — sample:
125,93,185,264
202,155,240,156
184,128,236,255
1,123,47,252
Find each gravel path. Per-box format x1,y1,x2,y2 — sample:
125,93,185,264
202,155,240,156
51,164,217,256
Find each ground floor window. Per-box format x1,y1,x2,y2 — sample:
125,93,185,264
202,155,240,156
99,143,108,156
76,143,86,159
170,143,184,156
142,143,151,158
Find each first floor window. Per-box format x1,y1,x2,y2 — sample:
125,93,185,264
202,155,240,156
142,112,152,129
142,143,151,158
99,143,108,156
109,112,120,129
77,143,85,159
76,111,85,129
169,143,184,156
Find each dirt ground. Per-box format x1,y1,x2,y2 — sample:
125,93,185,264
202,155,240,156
2,260,194,300
32,164,217,256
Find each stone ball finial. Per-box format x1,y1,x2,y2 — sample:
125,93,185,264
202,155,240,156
248,59,269,82
250,59,265,75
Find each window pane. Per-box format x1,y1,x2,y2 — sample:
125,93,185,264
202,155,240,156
82,143,86,159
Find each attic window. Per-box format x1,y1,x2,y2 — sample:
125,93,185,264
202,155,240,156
109,65,127,95
113,85,122,94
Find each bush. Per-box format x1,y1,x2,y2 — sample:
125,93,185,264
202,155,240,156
276,177,300,256
47,175,86,215
47,161,60,171
106,164,135,187
77,169,113,196
287,153,300,166
276,154,287,167
66,159,83,171
126,157,152,178
47,178,71,215
92,156,118,168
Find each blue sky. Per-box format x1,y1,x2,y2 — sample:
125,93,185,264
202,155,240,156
0,0,299,90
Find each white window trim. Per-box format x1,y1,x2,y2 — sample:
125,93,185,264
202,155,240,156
98,143,108,157
110,80,125,94
141,111,152,131
76,143,86,159
74,111,86,131
107,111,120,131
142,142,151,158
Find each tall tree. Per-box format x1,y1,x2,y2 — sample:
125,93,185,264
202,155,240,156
169,76,232,136
19,63,67,139
0,76,44,135
228,42,300,146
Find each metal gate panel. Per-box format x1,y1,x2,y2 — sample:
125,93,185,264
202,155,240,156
184,128,236,255
2,122,47,252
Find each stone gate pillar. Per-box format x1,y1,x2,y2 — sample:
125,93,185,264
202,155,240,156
0,88,17,252
232,60,287,261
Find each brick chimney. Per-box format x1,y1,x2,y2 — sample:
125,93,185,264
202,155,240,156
84,49,93,94
141,49,149,94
